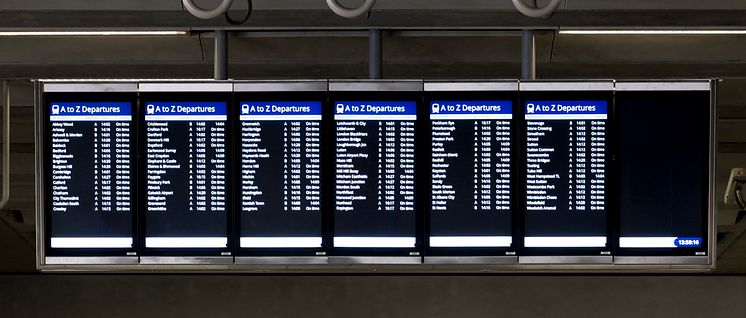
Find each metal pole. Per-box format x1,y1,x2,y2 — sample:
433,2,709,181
214,30,228,80
521,30,536,80
369,29,382,79
0,81,10,210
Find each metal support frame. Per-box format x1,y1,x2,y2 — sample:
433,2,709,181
521,30,536,80
33,79,716,271
214,30,228,80
0,81,10,210
369,29,382,79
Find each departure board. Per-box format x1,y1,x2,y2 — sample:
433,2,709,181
238,101,323,249
38,80,715,269
333,101,417,249
46,100,135,251
523,100,608,249
429,100,513,249
616,83,710,257
143,101,229,250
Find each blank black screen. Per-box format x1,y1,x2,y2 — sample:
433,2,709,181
617,90,710,254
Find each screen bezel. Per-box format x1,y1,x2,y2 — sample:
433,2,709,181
138,91,234,257
327,89,424,259
423,90,519,259
612,82,712,260
42,90,139,258
232,90,328,257
517,89,615,259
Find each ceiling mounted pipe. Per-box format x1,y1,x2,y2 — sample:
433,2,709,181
326,0,376,19
512,0,562,18
183,0,234,20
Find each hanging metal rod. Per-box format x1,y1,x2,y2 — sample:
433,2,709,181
0,81,10,210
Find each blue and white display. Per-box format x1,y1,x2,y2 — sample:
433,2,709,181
334,101,416,120
49,102,132,121
524,99,608,248
144,102,227,121
430,100,512,120
429,100,514,249
333,100,418,249
524,101,607,120
238,100,323,250
143,100,228,249
47,101,134,250
239,101,322,121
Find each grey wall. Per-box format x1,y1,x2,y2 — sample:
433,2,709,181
1,275,745,318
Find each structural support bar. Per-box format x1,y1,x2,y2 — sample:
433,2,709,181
214,30,228,80
0,81,10,210
521,30,536,80
369,29,382,79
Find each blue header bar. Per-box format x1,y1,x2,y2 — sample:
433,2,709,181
239,101,321,116
145,102,226,116
430,100,512,115
525,100,607,115
524,100,608,120
50,102,131,117
334,101,416,116
144,101,227,121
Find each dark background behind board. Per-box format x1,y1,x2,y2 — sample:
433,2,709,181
1,1,745,316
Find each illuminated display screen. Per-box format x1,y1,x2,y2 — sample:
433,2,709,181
333,101,417,249
142,100,229,251
238,101,323,250
616,88,710,255
523,100,608,249
428,100,513,249
45,99,135,252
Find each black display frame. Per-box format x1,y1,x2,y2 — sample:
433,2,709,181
517,87,615,259
138,91,234,257
232,90,329,258
327,88,425,259
612,83,712,259
423,89,520,259
42,90,139,258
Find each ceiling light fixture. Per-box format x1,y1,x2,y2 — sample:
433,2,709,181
558,29,746,35
0,31,188,36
